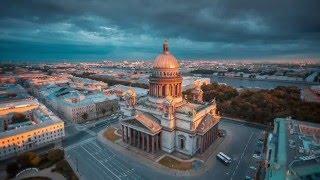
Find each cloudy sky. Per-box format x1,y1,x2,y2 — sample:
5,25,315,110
1,0,320,62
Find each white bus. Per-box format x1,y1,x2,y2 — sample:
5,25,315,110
217,152,232,165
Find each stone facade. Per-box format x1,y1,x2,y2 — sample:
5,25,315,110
121,41,220,156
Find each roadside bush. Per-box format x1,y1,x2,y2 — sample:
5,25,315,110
30,155,41,167
17,152,42,168
6,162,19,178
48,149,64,163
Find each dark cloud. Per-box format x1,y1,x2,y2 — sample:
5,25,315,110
0,0,320,61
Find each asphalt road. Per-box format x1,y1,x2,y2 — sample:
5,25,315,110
63,117,265,180
66,139,142,180
200,119,265,180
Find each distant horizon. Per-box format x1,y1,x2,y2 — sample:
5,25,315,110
1,57,320,65
1,1,320,62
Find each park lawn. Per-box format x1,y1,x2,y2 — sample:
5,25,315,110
103,127,121,142
158,156,192,171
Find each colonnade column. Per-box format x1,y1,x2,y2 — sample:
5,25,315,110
142,133,145,150
152,136,155,153
159,85,162,96
200,136,203,153
155,135,159,151
149,84,152,96
125,127,128,143
121,125,124,141
129,128,132,145
147,134,150,152
165,85,169,96
122,129,162,153
137,131,140,148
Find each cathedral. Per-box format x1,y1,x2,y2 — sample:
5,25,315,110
120,40,220,156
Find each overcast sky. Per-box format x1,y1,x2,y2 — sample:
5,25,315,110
1,0,320,62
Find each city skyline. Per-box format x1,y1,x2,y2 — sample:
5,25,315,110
1,0,320,62
1,40,319,180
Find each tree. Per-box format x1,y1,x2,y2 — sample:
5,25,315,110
6,162,19,178
12,113,27,123
48,149,65,162
17,152,41,168
30,156,41,166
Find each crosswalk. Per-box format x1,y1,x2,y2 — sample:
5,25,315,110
65,137,96,151
63,117,142,180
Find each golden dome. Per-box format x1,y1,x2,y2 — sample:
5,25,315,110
153,40,180,69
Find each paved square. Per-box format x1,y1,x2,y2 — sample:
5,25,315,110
66,139,142,180
64,118,266,180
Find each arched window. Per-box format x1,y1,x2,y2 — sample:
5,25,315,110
196,137,199,149
178,135,186,150
162,85,166,96
175,84,178,96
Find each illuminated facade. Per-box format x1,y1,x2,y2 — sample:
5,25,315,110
39,85,119,123
0,84,65,160
121,41,220,156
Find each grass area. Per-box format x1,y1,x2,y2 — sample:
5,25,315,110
103,127,121,142
158,156,193,171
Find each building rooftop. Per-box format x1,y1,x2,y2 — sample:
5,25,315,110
43,84,116,107
0,102,63,138
0,84,31,103
266,118,320,180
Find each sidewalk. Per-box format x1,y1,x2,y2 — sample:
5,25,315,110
96,127,224,177
97,128,197,176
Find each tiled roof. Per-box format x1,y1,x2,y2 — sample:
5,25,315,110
196,114,220,134
135,112,162,133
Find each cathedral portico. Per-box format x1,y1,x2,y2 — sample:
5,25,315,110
121,113,162,153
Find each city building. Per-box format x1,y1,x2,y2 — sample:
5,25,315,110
0,84,38,117
39,85,119,123
26,73,70,88
106,84,148,98
70,76,108,91
0,84,65,160
265,118,320,180
0,74,16,84
182,76,210,91
120,41,220,156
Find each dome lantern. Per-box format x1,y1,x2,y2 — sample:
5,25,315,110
163,39,169,54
